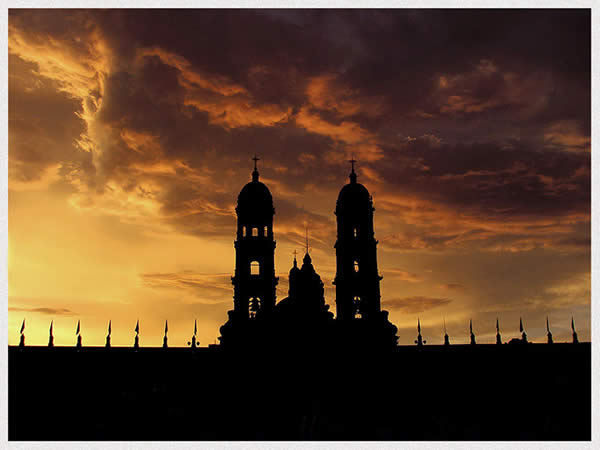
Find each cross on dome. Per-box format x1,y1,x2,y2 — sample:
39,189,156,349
252,154,260,182
348,156,357,183
348,156,357,173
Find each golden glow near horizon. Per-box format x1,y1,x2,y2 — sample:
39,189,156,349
8,10,590,346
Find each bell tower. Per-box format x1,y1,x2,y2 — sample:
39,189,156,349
231,156,278,319
334,158,382,320
333,159,398,346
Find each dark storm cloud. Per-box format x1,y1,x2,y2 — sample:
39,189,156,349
336,10,589,111
9,54,89,182
95,10,347,88
8,9,590,254
376,136,589,218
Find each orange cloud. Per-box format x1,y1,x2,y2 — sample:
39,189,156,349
137,47,246,96
9,306,75,315
382,269,423,283
141,271,233,302
9,18,110,123
184,94,291,128
375,188,589,254
544,120,591,152
292,73,388,162
433,59,555,118
306,73,384,118
135,48,292,128
295,108,383,162
439,283,466,291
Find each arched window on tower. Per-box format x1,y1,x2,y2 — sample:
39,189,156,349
251,261,260,275
353,227,358,238
354,260,359,273
252,228,258,237
243,226,247,237
353,296,362,319
249,297,261,318
264,226,268,236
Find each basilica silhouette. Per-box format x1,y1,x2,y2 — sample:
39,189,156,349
219,158,398,349
8,158,591,441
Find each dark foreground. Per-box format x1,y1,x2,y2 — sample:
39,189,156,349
9,343,590,440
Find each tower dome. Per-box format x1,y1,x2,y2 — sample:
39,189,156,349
236,166,274,216
336,164,372,215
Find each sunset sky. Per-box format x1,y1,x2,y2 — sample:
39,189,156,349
8,9,590,346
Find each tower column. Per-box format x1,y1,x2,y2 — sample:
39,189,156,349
333,160,398,346
220,158,278,346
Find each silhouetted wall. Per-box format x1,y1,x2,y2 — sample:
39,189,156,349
8,343,590,440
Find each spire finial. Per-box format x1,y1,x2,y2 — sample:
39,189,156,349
252,155,260,182
293,249,298,268
48,320,54,347
163,320,168,348
134,319,140,349
305,226,309,255
19,319,25,348
189,319,198,349
302,226,313,265
519,317,523,333
415,317,426,346
348,156,357,183
443,318,450,346
496,317,502,345
520,317,528,343
76,320,82,348
469,319,476,345
546,316,553,344
106,320,111,348
572,316,579,344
